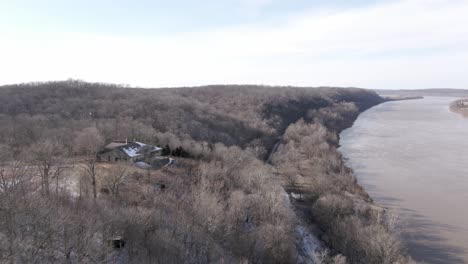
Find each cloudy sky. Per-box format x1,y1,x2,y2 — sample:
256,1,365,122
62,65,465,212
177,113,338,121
0,0,467,89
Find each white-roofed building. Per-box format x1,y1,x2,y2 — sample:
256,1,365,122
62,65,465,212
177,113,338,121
97,140,162,163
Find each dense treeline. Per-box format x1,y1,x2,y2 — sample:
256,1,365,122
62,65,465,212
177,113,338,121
0,80,382,156
0,80,412,263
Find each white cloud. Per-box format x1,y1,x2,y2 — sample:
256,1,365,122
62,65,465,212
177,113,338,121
0,0,467,89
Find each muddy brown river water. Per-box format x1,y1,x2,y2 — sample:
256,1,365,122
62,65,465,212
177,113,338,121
340,97,468,263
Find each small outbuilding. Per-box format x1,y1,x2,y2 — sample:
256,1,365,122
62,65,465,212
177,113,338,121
109,236,126,249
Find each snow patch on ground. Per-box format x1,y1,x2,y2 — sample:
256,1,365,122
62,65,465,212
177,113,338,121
135,161,152,169
280,188,325,263
296,226,323,264
62,176,80,198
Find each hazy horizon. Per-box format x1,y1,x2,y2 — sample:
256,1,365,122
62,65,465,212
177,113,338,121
1,0,468,89
1,79,468,91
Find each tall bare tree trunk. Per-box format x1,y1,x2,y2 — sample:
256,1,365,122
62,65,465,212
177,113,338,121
44,165,50,196
92,174,97,199
87,159,98,199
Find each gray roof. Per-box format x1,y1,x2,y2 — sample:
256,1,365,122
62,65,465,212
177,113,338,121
105,141,128,149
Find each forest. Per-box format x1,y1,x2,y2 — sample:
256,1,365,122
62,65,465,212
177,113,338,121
0,80,414,263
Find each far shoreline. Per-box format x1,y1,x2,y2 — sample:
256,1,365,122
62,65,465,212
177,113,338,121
381,95,424,102
449,99,468,117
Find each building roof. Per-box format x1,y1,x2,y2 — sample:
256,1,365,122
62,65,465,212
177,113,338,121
105,141,128,149
105,141,161,158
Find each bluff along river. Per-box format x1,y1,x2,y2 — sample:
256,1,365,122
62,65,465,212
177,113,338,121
339,97,468,264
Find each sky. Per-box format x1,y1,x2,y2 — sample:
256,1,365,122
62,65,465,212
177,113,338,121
0,0,467,89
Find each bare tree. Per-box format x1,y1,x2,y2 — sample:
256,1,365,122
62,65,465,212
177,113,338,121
76,127,104,200
81,158,99,199
102,164,128,197
74,127,105,156
0,160,31,195
29,139,64,196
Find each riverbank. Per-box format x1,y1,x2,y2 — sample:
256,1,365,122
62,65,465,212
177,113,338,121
449,99,468,117
270,97,413,263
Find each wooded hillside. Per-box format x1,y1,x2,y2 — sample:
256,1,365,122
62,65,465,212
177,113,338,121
0,81,382,157
0,81,413,264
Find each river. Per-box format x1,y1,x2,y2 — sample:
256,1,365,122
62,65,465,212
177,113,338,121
339,97,468,264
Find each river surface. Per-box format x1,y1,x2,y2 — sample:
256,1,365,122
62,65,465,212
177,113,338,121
339,97,468,264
